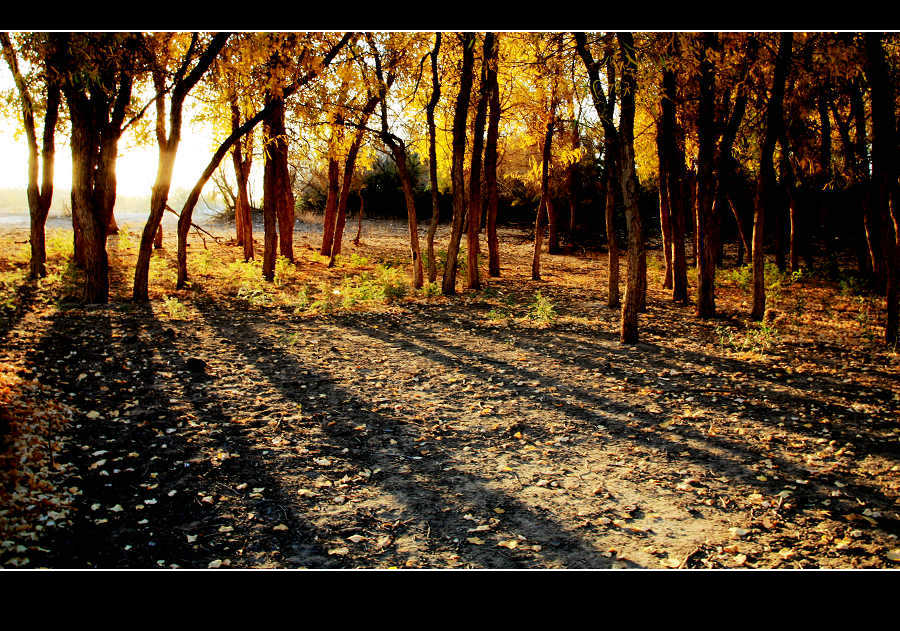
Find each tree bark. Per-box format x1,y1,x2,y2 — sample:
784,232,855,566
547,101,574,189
466,33,495,290
752,33,792,321
0,33,60,279
442,33,476,295
485,34,501,278
134,34,229,302
695,33,718,319
531,113,555,281
425,32,442,283
656,125,673,289
616,32,644,343
605,162,620,308
320,156,340,257
864,32,900,344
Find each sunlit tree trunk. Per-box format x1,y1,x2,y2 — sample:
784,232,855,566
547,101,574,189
616,32,644,344
135,35,232,302
0,33,60,279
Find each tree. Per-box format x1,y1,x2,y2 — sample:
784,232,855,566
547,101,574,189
575,31,645,343
424,32,443,283
368,33,425,289
175,32,351,289
442,33,476,296
133,32,229,302
1,33,61,279
52,32,144,303
751,33,792,321
864,32,900,344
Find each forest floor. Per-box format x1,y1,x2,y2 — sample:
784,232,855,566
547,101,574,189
1,218,899,569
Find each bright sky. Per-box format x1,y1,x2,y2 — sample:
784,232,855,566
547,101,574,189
0,63,227,206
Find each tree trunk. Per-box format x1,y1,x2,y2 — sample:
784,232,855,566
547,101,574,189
1,34,59,279
531,114,555,281
695,33,718,319
656,126,673,289
321,156,340,257
864,32,900,344
442,33,476,295
605,161,620,309
616,33,643,343
485,35,501,278
752,33,792,321
466,33,495,291
353,191,364,246
270,99,295,262
425,33,442,283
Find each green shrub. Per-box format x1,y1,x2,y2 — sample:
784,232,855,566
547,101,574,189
528,291,557,324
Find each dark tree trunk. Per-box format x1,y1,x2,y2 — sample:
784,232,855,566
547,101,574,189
425,32,442,283
605,163,620,308
659,40,689,304
353,191,364,246
656,125,673,289
752,33,792,321
616,33,644,343
466,33,495,290
864,32,900,344
485,35,501,278
695,33,718,319
531,114,555,281
321,157,340,257
442,33,476,295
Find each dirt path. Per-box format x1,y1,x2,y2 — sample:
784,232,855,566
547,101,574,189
3,223,900,568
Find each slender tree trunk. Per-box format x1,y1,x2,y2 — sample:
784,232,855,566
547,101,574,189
865,32,900,344
659,44,688,304
656,126,673,289
485,35,501,278
442,33,476,295
531,113,555,281
270,99,295,262
695,33,718,319
391,147,425,288
752,33,792,321
321,157,340,257
466,33,495,290
353,191,364,246
605,161,620,309
425,32,442,283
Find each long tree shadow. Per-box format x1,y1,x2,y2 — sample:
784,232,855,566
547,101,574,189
335,310,900,536
192,293,638,568
22,301,352,568
416,302,900,456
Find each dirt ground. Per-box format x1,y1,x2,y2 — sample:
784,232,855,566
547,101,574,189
1,218,899,569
